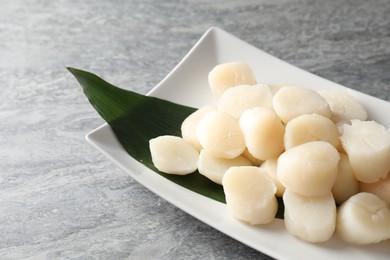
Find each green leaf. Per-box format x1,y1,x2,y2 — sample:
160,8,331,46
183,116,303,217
68,67,284,219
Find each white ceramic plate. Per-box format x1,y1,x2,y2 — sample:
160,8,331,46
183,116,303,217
86,27,390,260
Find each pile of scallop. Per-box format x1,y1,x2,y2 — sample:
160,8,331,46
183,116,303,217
149,61,390,244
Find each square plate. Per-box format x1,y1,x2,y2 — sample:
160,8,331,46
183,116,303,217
86,27,390,260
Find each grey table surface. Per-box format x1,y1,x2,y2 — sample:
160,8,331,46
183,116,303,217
1,0,389,259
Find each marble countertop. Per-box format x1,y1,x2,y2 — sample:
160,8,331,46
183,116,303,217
1,0,389,259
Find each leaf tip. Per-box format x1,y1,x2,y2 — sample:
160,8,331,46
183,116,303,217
66,67,80,76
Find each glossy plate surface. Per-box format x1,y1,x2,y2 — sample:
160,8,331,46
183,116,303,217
86,27,390,260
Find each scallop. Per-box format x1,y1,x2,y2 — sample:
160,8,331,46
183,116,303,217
217,84,274,119
284,113,341,150
260,158,285,197
318,89,367,124
277,141,340,197
273,85,332,124
332,153,359,205
198,149,252,185
239,107,285,160
336,192,390,245
196,111,246,159
149,135,199,175
283,189,336,243
360,172,390,206
222,166,278,225
340,120,390,183
208,61,256,99
181,105,216,150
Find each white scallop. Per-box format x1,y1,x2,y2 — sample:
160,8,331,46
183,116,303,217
360,172,390,206
332,153,359,205
196,111,245,159
149,135,199,175
222,166,278,225
337,192,390,245
273,85,331,124
217,84,274,119
198,149,252,185
181,105,216,150
277,141,340,197
239,107,285,160
318,89,367,124
260,158,285,197
284,113,340,150
340,120,390,183
283,189,336,243
208,61,256,99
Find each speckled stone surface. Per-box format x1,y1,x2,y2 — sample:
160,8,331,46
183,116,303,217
1,0,389,259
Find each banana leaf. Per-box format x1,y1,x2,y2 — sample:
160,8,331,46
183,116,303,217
68,67,284,219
